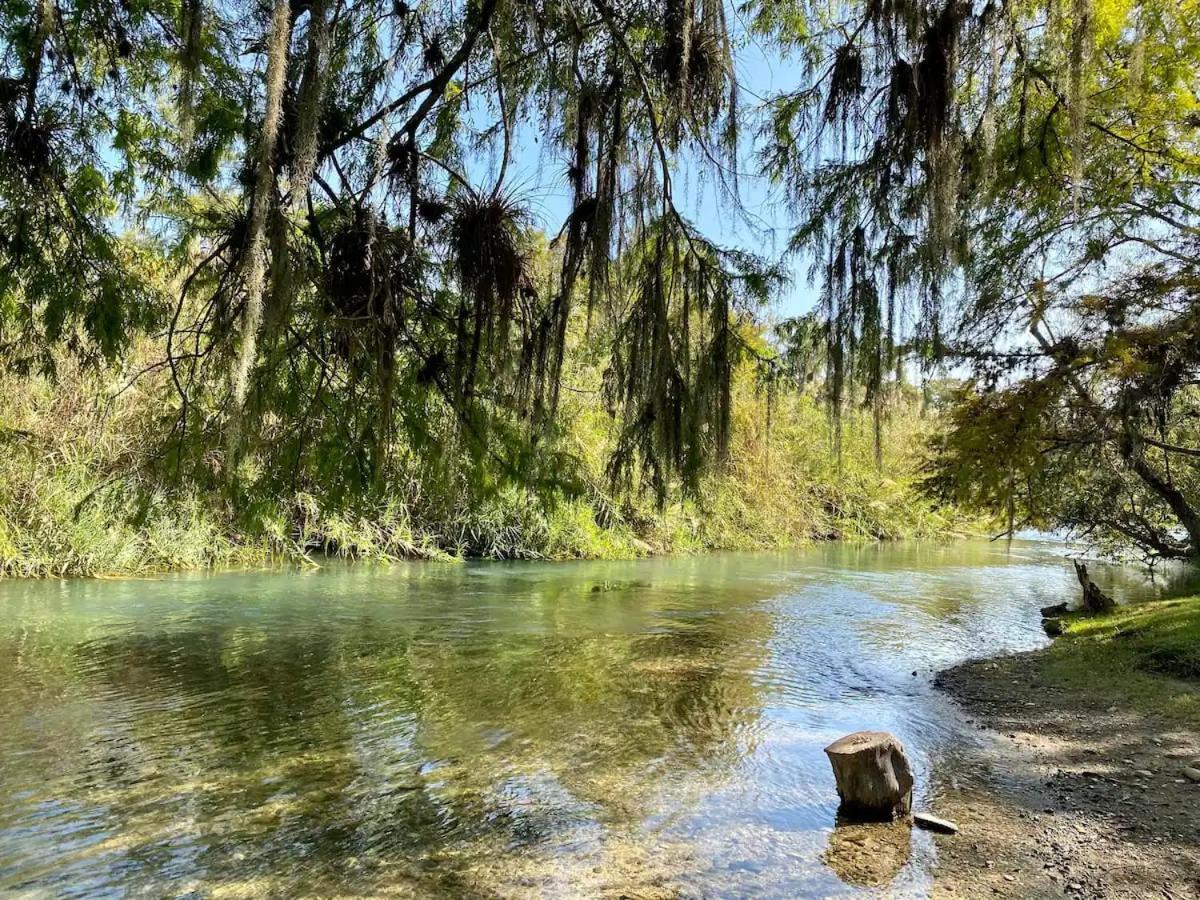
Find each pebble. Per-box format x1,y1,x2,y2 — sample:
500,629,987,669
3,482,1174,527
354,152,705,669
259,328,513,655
1183,767,1200,783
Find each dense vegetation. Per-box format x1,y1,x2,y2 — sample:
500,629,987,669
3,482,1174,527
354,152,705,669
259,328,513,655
0,0,1196,573
0,336,969,575
762,0,1200,561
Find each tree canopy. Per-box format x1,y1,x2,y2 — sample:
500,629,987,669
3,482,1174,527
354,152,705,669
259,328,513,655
1,0,1198,559
759,0,1200,559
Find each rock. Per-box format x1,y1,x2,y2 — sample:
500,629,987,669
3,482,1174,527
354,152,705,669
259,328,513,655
1040,602,1069,617
1183,767,1200,783
1042,617,1064,637
824,731,914,820
913,811,959,834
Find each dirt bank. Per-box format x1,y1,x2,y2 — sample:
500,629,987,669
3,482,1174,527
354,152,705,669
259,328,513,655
929,649,1200,898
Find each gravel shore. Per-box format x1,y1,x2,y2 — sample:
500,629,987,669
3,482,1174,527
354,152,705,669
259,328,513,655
929,650,1200,898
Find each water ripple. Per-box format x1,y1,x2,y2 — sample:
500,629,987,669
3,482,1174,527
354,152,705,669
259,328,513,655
0,540,1189,897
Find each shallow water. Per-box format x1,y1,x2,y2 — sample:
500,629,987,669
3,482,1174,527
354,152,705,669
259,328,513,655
0,540,1194,898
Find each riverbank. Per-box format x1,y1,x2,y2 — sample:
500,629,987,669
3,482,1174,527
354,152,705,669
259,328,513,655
930,597,1200,898
0,362,978,578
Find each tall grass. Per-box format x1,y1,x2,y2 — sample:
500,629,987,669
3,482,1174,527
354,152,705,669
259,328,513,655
0,365,236,576
0,350,978,577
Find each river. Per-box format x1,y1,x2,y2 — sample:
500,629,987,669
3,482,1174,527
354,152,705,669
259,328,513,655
0,539,1192,897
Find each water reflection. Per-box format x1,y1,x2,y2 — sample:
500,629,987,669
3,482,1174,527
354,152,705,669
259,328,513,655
0,541,1189,896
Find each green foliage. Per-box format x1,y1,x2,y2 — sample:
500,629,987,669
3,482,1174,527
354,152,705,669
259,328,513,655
0,329,972,576
0,367,238,576
11,0,1194,569
0,0,773,510
752,0,1200,561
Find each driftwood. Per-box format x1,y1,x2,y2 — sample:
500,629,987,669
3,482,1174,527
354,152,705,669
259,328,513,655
1073,561,1115,614
824,731,914,821
913,811,960,834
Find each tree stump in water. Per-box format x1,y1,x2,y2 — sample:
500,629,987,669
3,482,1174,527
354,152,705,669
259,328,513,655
1073,561,1115,614
824,731,914,821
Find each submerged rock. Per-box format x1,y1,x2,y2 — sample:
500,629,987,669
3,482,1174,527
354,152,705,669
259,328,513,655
1183,767,1200,783
823,819,912,887
825,731,914,820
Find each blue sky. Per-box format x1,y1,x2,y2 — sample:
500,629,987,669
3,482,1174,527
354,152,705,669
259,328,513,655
464,29,821,319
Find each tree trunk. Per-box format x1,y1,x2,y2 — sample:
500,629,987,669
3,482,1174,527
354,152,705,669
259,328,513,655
1073,560,1115,614
1121,436,1200,558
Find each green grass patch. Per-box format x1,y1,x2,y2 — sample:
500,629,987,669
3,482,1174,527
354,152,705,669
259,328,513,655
1040,596,1200,723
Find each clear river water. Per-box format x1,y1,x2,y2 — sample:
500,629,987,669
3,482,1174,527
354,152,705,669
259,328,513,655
0,540,1194,898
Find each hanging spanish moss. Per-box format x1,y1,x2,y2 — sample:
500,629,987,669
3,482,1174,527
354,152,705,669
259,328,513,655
320,208,425,484
586,73,623,327
919,0,963,253
825,44,864,127
604,216,770,503
653,0,737,144
980,35,1000,185
178,0,203,147
445,189,536,404
288,0,327,203
1068,0,1091,214
232,0,291,408
324,210,417,325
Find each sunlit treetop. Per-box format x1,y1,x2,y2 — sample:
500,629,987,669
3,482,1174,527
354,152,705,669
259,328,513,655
0,0,789,499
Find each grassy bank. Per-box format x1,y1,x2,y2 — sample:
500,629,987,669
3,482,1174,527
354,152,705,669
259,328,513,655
1041,597,1200,721
0,353,977,577
933,596,1200,899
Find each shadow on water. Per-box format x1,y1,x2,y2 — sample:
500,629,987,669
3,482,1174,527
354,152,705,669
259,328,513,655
0,540,1184,896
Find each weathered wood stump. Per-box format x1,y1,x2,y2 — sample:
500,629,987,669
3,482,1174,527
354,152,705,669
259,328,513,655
1073,561,1115,614
824,731,914,821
